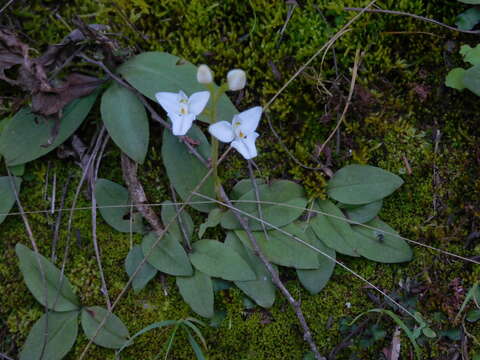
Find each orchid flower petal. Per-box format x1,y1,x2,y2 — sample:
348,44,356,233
208,121,235,143
236,106,262,134
170,113,195,136
188,91,210,116
155,92,180,114
232,132,259,159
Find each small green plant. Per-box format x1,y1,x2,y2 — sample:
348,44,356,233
116,317,208,360
445,43,480,95
14,244,131,359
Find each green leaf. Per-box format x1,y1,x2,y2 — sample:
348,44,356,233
8,163,25,176
467,309,480,322
224,232,276,308
296,228,336,294
101,82,149,164
95,178,144,233
343,200,382,224
189,239,256,281
162,124,215,213
0,176,21,225
161,200,194,241
352,219,412,263
311,200,359,256
184,327,207,360
142,232,193,276
461,44,480,66
19,311,79,360
463,64,480,96
230,178,265,199
458,0,480,4
0,91,99,166
221,180,308,231
445,68,467,90
117,320,177,354
440,328,461,341
117,51,237,124
235,224,320,269
456,8,480,30
198,208,224,238
176,270,214,318
81,306,130,349
124,245,157,292
422,327,437,338
15,244,80,312
327,164,404,205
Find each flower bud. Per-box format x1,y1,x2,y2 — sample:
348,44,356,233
227,69,246,91
197,64,213,84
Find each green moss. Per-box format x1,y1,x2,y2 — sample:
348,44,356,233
1,0,480,358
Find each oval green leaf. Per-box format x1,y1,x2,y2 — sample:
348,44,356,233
161,200,194,241
81,306,130,349
101,82,149,164
118,51,237,124
343,200,382,224
190,239,256,281
95,178,144,233
124,245,157,292
296,228,336,294
0,91,99,166
445,68,466,91
225,232,276,308
456,8,480,31
235,224,320,269
311,200,359,257
162,124,215,213
141,232,193,276
0,176,21,225
327,164,404,205
15,244,80,312
352,219,413,263
221,180,308,231
19,311,79,360
176,269,214,318
463,65,480,96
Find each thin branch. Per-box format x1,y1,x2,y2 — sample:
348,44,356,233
91,133,112,309
217,187,325,360
51,173,73,261
170,184,192,252
0,0,15,14
344,7,480,35
247,160,269,240
316,48,360,155
121,153,164,234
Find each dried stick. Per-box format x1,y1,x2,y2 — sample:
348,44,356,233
120,153,163,234
344,7,480,35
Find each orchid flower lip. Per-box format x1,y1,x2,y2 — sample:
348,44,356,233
155,90,210,136
208,106,262,159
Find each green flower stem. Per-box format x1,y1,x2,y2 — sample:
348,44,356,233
208,83,228,199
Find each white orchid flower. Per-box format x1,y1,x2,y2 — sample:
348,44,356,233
155,90,210,136
208,106,262,160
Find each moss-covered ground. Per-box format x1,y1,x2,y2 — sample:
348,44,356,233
1,0,480,359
